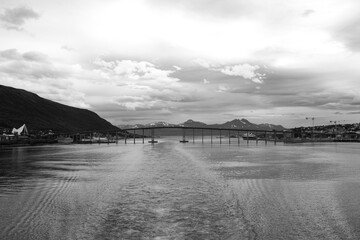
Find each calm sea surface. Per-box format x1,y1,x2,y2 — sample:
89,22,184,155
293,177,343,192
1,139,360,239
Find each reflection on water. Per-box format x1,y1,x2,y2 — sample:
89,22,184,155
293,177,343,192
1,141,360,239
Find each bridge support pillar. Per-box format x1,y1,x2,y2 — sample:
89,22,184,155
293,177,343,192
247,131,249,145
220,130,222,144
211,129,213,144
202,129,204,144
229,130,231,145
238,131,240,145
125,132,127,144
265,131,267,145
148,128,158,143
142,129,144,144
193,128,195,143
274,131,277,145
180,128,189,143
133,129,136,144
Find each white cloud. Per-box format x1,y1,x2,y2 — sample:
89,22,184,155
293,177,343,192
93,58,178,85
112,95,159,110
219,63,266,84
0,49,89,108
89,59,204,111
0,49,75,81
193,58,212,68
220,64,259,78
173,65,181,70
217,85,230,92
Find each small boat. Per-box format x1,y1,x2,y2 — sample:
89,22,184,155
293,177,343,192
242,132,257,140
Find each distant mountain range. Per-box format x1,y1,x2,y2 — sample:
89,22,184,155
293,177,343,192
119,119,286,131
0,85,119,132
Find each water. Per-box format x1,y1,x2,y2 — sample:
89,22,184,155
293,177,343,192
1,140,360,239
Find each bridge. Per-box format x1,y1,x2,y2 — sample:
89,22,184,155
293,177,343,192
120,126,292,145
55,126,292,145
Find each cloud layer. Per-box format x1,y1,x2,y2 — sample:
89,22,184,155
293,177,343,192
1,0,360,127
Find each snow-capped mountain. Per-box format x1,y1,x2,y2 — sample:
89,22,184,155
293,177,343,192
119,119,286,131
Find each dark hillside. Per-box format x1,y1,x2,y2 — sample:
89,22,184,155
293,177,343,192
0,85,119,132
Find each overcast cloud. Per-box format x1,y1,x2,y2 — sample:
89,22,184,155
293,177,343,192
0,0,360,127
0,6,39,30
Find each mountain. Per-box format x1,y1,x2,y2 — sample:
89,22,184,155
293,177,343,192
0,85,119,132
180,119,208,128
119,118,286,133
182,118,285,131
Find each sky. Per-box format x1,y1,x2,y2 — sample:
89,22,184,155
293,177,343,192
0,0,360,128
